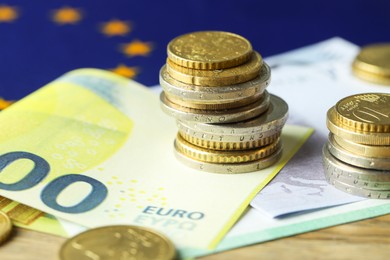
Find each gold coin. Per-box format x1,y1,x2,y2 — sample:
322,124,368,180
59,225,176,260
352,43,390,85
164,91,263,110
175,133,281,164
327,133,390,170
160,90,270,124
352,67,390,86
159,63,270,104
333,134,390,158
179,129,281,150
335,93,390,133
174,143,282,174
167,31,253,70
166,52,262,86
326,107,390,145
0,211,12,245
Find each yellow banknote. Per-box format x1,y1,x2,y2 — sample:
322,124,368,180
0,69,311,255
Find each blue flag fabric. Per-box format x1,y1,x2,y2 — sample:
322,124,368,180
0,0,389,100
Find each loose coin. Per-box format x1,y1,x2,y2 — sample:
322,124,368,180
326,107,390,145
160,90,270,123
335,93,390,133
166,52,262,86
322,145,390,182
352,43,390,85
167,31,253,70
179,129,281,150
176,94,288,142
324,171,390,190
175,133,281,163
59,225,176,260
327,133,390,170
334,134,390,158
0,211,12,245
174,144,282,174
159,63,270,103
164,91,263,110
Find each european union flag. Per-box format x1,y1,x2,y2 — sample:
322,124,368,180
0,0,389,101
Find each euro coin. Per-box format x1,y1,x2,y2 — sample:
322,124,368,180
175,133,281,163
159,63,270,104
326,107,390,145
327,133,390,170
167,31,253,70
176,94,288,142
352,43,390,85
166,52,262,86
174,144,282,174
0,211,12,245
322,145,390,183
334,134,390,158
326,175,390,199
160,90,270,123
179,129,281,150
164,91,264,110
59,225,176,260
335,93,390,133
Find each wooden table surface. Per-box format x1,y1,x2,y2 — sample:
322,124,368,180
0,213,389,260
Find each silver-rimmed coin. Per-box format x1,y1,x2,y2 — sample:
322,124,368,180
176,94,287,142
174,144,282,174
333,134,390,158
326,176,390,199
160,90,270,123
159,63,270,103
327,133,390,170
324,172,390,190
322,145,390,182
179,129,281,150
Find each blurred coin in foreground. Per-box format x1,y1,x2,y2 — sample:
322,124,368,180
0,211,12,245
59,225,175,260
352,43,390,85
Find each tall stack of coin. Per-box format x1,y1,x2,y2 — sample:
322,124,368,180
323,93,390,199
160,31,288,173
352,43,390,86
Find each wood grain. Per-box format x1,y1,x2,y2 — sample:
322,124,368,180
0,214,389,260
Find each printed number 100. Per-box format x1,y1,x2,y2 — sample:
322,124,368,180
0,151,108,213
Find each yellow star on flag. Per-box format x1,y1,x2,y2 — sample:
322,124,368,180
110,64,139,79
52,7,82,25
121,40,153,57
0,5,18,22
0,97,14,110
100,19,132,37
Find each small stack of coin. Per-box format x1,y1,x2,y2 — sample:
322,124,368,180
352,43,390,86
323,93,390,199
160,31,288,173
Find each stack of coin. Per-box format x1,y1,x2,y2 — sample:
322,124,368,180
160,31,288,173
352,43,390,86
323,93,390,199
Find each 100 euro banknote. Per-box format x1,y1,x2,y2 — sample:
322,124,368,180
0,68,311,258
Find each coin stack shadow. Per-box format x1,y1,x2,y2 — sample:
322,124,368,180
323,93,390,199
159,31,288,173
